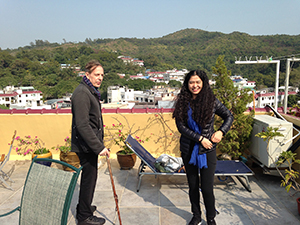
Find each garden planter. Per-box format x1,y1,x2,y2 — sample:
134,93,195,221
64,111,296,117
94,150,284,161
116,151,136,170
60,151,80,171
32,152,53,167
297,197,300,215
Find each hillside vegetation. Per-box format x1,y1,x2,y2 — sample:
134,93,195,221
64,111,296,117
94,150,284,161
1,29,300,100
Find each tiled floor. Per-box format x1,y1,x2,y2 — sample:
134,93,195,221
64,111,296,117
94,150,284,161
1,158,300,225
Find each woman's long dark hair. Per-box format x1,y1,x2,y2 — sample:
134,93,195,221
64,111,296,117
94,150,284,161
172,70,215,128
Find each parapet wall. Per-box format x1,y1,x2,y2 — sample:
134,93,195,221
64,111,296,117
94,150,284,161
1,107,291,161
0,108,179,160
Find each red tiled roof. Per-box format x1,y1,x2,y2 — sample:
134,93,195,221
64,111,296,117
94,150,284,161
0,92,18,97
256,91,297,98
22,91,42,94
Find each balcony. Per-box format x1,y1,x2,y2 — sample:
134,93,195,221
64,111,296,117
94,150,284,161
1,107,300,224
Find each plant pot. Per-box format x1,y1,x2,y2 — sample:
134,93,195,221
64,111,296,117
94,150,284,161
60,151,80,171
297,197,300,215
32,152,53,167
116,151,136,170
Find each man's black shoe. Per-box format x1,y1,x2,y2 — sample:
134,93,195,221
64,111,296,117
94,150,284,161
78,216,105,225
76,205,97,220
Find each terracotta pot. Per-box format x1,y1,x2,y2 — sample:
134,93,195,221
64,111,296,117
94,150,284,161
32,152,53,167
297,197,300,215
60,151,80,171
116,151,136,170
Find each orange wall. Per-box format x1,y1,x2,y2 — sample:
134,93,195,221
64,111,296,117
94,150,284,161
2,110,294,162
0,113,181,160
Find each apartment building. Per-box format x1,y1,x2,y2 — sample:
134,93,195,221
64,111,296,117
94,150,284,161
0,86,46,109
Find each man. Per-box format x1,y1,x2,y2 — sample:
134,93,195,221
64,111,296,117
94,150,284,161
71,59,110,225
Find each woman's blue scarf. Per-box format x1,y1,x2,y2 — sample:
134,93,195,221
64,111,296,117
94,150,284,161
187,105,208,169
83,76,101,101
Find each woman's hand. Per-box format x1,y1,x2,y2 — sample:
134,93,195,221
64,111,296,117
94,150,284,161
201,137,213,149
211,130,223,143
99,147,110,157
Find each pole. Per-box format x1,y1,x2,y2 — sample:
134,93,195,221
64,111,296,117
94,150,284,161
274,61,280,112
284,59,291,114
106,156,122,225
284,58,300,113
252,90,256,113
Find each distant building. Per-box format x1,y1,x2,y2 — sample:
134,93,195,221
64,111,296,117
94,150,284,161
117,56,144,67
106,85,179,108
231,75,256,90
107,86,135,103
61,64,81,71
254,91,298,108
146,69,188,84
0,86,48,109
166,68,188,84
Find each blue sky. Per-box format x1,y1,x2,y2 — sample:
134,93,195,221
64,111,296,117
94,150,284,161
1,0,300,49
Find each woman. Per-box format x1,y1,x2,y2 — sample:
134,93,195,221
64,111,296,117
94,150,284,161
173,70,233,225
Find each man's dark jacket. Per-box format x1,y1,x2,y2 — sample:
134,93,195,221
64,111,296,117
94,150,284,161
176,98,233,155
71,81,105,155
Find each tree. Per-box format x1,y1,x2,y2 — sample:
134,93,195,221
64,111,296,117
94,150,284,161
0,104,9,109
288,95,300,107
168,80,182,87
212,55,254,158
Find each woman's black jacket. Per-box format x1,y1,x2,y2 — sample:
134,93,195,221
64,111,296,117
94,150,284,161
175,98,233,155
71,81,105,155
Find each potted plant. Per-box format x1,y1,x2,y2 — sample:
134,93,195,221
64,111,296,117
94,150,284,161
256,126,300,214
14,135,52,166
53,136,80,171
105,122,150,170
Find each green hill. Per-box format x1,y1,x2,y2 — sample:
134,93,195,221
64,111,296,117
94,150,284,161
1,29,300,99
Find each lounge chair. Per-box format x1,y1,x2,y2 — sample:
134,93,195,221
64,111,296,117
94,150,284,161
0,157,82,225
125,134,254,192
0,130,17,190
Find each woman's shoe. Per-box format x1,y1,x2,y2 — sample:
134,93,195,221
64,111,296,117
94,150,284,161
207,218,216,225
189,216,205,225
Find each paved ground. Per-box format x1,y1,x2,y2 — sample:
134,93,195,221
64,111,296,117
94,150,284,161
1,157,300,225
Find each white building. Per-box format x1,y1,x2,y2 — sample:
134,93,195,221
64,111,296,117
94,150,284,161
254,91,298,108
106,86,179,107
231,75,256,90
0,86,48,109
166,69,188,84
107,86,135,103
117,56,144,67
